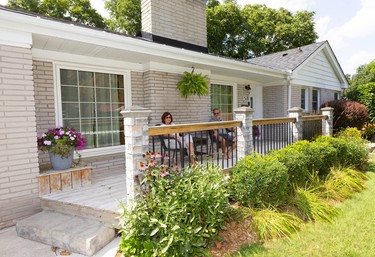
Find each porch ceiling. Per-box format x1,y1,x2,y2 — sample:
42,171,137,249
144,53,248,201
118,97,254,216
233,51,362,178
32,34,285,84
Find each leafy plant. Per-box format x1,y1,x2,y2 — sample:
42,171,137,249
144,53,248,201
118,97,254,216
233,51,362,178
229,153,289,208
177,68,209,99
119,152,229,256
321,99,368,132
37,126,87,158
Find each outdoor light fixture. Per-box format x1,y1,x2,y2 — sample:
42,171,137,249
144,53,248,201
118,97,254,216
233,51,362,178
245,85,251,91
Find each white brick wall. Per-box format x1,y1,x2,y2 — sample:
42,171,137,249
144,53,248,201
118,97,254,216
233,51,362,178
142,71,211,125
0,45,41,229
141,0,207,47
263,85,288,118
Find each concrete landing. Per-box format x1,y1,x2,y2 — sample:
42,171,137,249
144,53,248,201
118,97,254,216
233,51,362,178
16,211,116,256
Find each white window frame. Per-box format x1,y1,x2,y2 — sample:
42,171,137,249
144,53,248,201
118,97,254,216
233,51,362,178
209,81,238,120
54,63,132,158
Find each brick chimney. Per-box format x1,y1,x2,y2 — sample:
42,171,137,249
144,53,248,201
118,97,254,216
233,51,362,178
140,0,207,53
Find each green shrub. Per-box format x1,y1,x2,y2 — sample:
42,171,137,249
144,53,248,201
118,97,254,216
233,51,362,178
119,153,229,256
321,99,368,132
229,153,289,208
307,137,340,176
335,128,369,170
269,145,310,188
363,124,375,141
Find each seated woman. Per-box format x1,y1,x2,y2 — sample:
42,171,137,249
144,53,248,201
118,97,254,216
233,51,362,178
161,112,195,163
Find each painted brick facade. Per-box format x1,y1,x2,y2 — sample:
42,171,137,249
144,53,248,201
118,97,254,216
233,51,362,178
142,71,211,125
263,85,288,118
0,45,41,229
141,0,207,47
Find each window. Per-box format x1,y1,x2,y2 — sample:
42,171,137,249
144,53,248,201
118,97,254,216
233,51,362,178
334,92,339,100
301,88,306,109
312,89,319,113
59,68,125,150
210,84,233,120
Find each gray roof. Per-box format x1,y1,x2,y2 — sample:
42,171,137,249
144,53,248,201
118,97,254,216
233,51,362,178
247,41,327,71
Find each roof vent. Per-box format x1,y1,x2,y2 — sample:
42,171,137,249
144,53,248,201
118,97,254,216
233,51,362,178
282,53,288,56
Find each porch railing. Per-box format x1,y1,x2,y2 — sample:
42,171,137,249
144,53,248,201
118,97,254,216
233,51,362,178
252,117,296,154
148,121,241,170
302,115,327,140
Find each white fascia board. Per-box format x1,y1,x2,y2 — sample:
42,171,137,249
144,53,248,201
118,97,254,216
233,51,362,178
0,27,32,48
32,48,144,71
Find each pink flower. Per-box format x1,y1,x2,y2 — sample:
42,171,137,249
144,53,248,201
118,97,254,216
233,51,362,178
160,170,169,177
70,136,75,140
44,140,52,145
139,162,148,171
148,159,156,167
54,135,59,140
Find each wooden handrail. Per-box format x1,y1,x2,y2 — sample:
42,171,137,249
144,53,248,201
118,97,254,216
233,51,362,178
302,115,328,121
148,121,241,136
253,117,296,126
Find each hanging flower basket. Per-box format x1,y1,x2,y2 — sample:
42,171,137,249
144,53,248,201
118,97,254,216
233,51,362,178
177,67,209,99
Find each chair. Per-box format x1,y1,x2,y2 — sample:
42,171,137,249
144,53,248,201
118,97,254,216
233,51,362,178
158,135,186,164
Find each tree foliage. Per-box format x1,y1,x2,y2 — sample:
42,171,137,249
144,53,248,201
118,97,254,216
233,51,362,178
104,0,141,35
7,0,106,28
346,59,375,123
207,2,318,59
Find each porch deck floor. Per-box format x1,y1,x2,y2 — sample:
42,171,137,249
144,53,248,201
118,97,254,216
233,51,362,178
40,172,127,213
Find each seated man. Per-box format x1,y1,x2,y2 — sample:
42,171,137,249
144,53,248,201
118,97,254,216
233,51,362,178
209,108,236,159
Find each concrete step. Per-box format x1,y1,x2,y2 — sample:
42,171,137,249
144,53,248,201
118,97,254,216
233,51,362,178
16,210,116,256
40,198,121,228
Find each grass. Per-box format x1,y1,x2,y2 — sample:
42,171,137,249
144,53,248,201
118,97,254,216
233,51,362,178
233,152,375,257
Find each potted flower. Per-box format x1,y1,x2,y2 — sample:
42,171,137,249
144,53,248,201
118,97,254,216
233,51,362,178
37,126,87,170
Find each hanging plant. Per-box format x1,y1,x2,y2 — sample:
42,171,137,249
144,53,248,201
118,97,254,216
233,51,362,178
177,67,209,99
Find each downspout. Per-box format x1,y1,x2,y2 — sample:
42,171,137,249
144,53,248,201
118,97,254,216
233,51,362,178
286,70,292,110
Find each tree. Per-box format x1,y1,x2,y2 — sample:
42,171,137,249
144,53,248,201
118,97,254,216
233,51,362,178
7,0,106,28
104,0,141,35
346,60,375,123
206,2,247,59
207,3,318,59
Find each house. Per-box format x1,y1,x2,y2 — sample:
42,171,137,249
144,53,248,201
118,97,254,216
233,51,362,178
0,0,348,230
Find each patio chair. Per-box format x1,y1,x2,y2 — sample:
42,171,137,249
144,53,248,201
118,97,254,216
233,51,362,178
158,135,186,164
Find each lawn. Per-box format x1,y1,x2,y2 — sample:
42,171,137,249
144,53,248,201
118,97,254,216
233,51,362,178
234,152,375,257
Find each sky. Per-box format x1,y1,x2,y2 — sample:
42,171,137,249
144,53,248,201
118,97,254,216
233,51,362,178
1,0,375,75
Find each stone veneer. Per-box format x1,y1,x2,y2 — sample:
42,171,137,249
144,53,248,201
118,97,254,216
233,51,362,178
0,45,41,229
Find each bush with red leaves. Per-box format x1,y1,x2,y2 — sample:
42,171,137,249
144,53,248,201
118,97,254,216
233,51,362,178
321,100,368,132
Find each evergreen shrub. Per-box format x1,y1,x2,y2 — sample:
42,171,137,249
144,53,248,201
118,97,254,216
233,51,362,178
229,153,288,208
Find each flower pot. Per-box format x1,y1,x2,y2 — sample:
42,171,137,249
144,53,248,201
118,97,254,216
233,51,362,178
49,148,74,170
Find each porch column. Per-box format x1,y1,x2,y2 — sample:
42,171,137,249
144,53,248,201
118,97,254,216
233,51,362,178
121,106,152,206
234,107,254,159
288,107,303,142
321,107,334,136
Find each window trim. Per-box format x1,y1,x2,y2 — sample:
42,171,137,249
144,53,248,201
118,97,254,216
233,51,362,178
209,81,238,118
54,62,131,158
